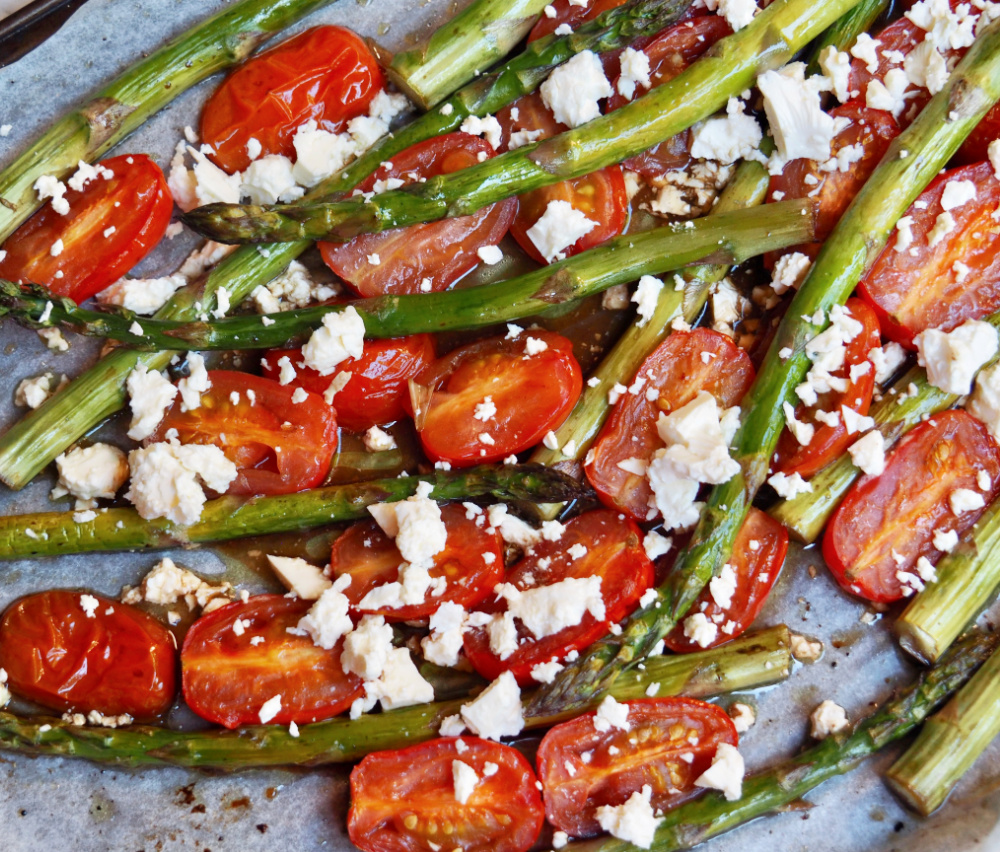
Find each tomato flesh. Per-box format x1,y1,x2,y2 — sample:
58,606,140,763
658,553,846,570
537,697,738,837
955,102,1000,165
0,154,172,303
348,736,544,852
772,299,881,478
262,335,435,432
416,330,583,467
0,590,176,719
858,162,1000,347
463,509,654,685
181,595,364,728
823,409,1000,603
201,26,383,174
664,508,787,652
585,329,755,521
320,133,517,296
150,370,338,495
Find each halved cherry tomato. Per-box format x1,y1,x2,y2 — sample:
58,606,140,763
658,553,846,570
823,409,1000,603
348,737,544,852
528,0,627,43
536,697,738,837
0,590,176,720
463,509,654,685
261,335,435,432
320,133,517,296
329,503,504,621
663,508,787,652
0,154,172,303
181,594,364,729
149,370,338,495
585,329,755,521
201,26,383,174
497,93,627,263
955,103,1000,165
415,330,583,467
772,299,881,478
858,162,1000,347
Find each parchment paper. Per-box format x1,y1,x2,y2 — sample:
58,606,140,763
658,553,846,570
0,1,998,849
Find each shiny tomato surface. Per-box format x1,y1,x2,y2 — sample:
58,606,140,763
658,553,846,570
0,154,172,303
664,508,787,652
348,736,544,852
320,133,517,295
262,335,435,432
201,26,382,173
823,410,1000,603
150,370,338,495
181,595,363,728
586,328,755,520
329,503,504,620
858,162,1000,347
772,299,881,478
463,509,654,684
416,330,583,467
0,590,176,719
537,697,738,836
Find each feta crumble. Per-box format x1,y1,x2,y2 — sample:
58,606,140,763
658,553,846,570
526,199,598,263
914,320,999,395
540,50,612,128
301,306,366,375
460,671,524,740
810,699,849,739
694,742,744,801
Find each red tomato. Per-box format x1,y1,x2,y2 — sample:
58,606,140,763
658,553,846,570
320,134,517,296
497,93,627,263
261,335,435,432
329,503,504,621
0,590,176,719
607,15,732,179
181,595,364,728
0,154,172,303
823,409,1000,603
955,103,1000,165
415,330,583,467
463,509,654,685
200,26,382,174
149,371,338,495
858,162,1000,348
663,508,787,652
772,299,881,478
528,0,627,43
585,329,755,521
537,697,738,837
348,737,544,852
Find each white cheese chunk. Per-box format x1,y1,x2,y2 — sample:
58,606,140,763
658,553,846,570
770,251,812,295
363,426,397,452
729,702,756,734
631,275,664,327
497,576,605,640
595,785,662,849
694,742,744,801
810,699,849,739
950,488,985,515
940,178,977,211
53,443,128,507
593,695,630,732
452,760,480,805
177,353,211,412
768,471,813,499
341,614,394,681
266,555,332,600
295,575,354,649
459,114,503,150
968,361,1000,440
933,528,960,552
421,602,469,668
818,46,852,103
258,695,282,724
540,50,612,128
690,97,763,164
616,47,652,100
126,364,178,441
914,320,999,395
301,306,365,375
240,154,304,205
847,430,886,476
526,199,598,263
460,671,524,740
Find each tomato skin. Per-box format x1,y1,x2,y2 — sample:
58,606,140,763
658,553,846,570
181,595,364,729
262,335,435,432
329,503,504,621
858,162,1000,348
663,509,787,652
823,409,1000,603
585,329,755,521
537,697,738,837
416,330,583,467
201,26,383,174
772,299,881,478
348,737,544,852
463,509,654,685
150,371,338,495
955,102,1000,165
0,590,176,720
0,154,172,303
320,133,517,296
528,0,627,42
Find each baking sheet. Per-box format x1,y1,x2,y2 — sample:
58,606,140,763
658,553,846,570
0,0,999,849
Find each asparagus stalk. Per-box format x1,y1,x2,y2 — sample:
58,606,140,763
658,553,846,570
528,18,1000,718
0,0,333,244
0,201,814,349
0,0,690,491
885,642,1000,816
0,465,583,561
806,0,891,72
0,625,791,769
378,0,553,110
565,630,998,852
182,0,864,244
896,496,1000,664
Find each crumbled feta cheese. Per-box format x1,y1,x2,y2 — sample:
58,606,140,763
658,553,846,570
906,0,977,53
296,575,354,649
301,306,366,375
631,275,663,327
53,443,128,508
460,671,524,740
487,504,544,548
38,327,69,351
241,154,304,204
940,178,977,211
459,114,503,150
928,211,956,246
124,557,229,609
771,252,811,295
14,372,60,409
690,97,762,164
818,46,852,103
969,361,1000,439
694,742,744,801
34,174,70,215
914,320,999,395
98,274,186,315
683,612,718,648
421,602,469,668
477,245,503,265
847,430,886,476
251,260,337,313
452,759,480,805
841,406,875,435
950,488,985,515
341,614,395,681
933,528,960,552
790,633,823,661
530,659,564,683
474,396,498,422
79,594,99,618
989,138,1000,181
496,576,605,641
595,785,662,849
593,694,630,732
903,39,950,95
368,487,448,566
126,442,237,525
869,342,908,384
850,33,882,73
363,425,397,452
526,199,598,263
643,530,672,561
616,47,652,100
784,402,815,446
729,702,756,733
768,471,812,499
810,699,849,739
126,364,178,441
258,694,282,724
177,353,211,412
540,50,612,128
266,554,332,599
709,563,738,610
